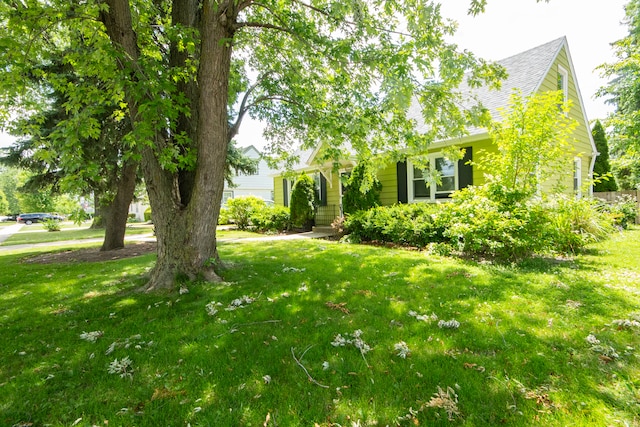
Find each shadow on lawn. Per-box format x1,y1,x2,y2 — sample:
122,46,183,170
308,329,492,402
1,238,638,426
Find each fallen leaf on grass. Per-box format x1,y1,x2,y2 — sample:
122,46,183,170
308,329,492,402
463,362,485,372
598,355,614,363
326,301,350,314
151,387,185,400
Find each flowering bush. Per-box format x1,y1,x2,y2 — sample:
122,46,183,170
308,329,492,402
599,194,638,228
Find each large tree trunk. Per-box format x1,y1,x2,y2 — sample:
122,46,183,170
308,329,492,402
100,0,232,291
144,1,231,290
100,159,139,251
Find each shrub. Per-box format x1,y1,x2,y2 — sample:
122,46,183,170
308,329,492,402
218,207,232,225
342,161,382,215
144,207,152,222
600,195,638,228
225,196,266,230
343,203,445,247
444,186,551,260
290,173,316,230
42,218,61,232
250,206,290,232
344,184,619,261
546,197,615,253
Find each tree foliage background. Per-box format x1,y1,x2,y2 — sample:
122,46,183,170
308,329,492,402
598,0,640,190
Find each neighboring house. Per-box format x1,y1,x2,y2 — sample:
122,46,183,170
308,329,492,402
129,200,149,221
224,145,276,203
273,37,597,225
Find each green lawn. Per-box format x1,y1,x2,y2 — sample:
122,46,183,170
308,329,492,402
0,223,154,246
0,228,638,426
1,224,262,246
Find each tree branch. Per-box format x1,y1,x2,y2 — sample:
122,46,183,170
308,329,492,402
228,73,271,141
291,346,329,388
229,91,304,141
233,21,295,35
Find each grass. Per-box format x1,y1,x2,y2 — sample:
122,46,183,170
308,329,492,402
0,223,154,246
1,224,261,246
0,228,639,426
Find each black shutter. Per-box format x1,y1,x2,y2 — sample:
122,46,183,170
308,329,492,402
283,179,289,207
320,174,328,206
396,161,408,204
458,147,473,189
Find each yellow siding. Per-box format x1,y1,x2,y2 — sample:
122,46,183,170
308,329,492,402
378,163,398,205
465,138,496,187
326,171,342,207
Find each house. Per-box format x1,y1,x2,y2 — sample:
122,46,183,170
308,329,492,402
273,37,597,225
223,145,276,204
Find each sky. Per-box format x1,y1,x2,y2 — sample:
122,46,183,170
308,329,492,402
0,0,629,150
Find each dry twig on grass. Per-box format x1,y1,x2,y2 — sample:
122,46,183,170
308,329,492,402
291,346,329,389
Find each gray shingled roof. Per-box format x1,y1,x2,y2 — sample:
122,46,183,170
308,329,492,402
464,37,565,124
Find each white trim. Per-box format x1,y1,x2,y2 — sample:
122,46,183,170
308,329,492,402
573,156,582,199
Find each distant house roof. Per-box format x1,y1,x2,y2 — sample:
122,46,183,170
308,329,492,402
241,145,261,158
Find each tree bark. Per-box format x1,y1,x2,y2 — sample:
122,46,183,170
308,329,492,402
100,159,139,251
144,1,232,289
100,0,233,290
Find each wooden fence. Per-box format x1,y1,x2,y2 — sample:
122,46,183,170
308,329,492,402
593,190,640,224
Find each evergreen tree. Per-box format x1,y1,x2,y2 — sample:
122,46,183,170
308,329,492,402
290,174,316,231
598,0,640,189
592,120,618,192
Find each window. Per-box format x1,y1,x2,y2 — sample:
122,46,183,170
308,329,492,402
313,173,328,206
573,157,582,198
557,65,569,105
282,178,294,207
408,154,459,202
